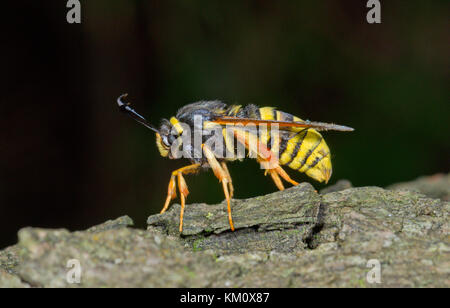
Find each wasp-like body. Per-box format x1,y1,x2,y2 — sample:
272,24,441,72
117,94,353,232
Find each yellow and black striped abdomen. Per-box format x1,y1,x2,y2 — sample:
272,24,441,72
279,127,331,183
259,107,332,183
225,104,333,183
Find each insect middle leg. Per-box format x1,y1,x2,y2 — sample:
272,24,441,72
160,163,201,232
220,161,234,198
202,144,235,231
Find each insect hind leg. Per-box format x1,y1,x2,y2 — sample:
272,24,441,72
231,126,299,190
267,169,285,191
273,165,299,187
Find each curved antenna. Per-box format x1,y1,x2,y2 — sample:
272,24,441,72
117,94,159,133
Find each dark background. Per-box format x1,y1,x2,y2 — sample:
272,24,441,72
1,1,449,249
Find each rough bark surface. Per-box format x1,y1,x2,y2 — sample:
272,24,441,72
1,175,448,287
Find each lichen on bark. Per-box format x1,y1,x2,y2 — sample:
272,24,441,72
1,174,449,287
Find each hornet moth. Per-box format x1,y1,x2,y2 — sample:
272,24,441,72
117,94,353,232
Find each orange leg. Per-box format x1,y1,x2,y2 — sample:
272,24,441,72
232,127,298,189
273,165,299,186
268,169,285,191
160,163,201,232
203,145,235,231
220,161,234,198
177,172,189,232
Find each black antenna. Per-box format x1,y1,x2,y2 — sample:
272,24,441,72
117,94,159,133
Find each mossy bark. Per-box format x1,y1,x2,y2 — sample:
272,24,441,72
1,175,448,287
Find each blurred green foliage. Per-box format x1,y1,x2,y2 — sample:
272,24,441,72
95,1,448,222
1,1,448,247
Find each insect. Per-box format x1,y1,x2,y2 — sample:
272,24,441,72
117,94,353,232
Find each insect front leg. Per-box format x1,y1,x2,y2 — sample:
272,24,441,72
177,172,189,232
160,163,201,232
161,174,177,214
